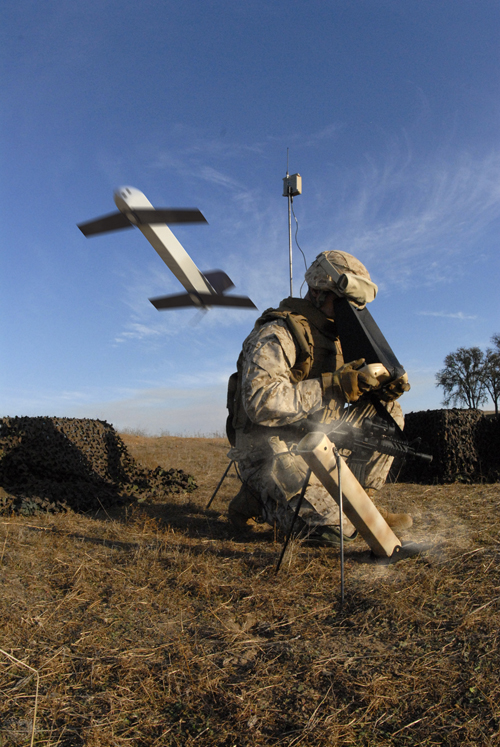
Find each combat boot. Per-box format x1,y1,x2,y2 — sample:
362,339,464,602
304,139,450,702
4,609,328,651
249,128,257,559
306,525,358,547
228,485,262,531
365,488,413,531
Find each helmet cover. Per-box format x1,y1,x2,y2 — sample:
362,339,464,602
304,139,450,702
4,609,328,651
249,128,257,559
305,251,377,306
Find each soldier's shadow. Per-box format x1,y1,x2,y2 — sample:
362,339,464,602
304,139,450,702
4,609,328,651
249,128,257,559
112,497,276,545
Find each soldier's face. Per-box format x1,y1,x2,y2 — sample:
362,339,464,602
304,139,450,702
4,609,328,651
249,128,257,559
307,287,337,317
319,291,337,318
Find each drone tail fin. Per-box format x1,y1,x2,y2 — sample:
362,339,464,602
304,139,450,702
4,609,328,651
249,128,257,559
150,290,256,310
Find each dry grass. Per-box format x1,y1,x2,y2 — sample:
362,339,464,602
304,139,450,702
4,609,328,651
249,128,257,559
1,434,500,746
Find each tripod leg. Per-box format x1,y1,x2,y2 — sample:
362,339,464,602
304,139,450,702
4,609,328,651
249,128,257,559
335,449,345,608
275,467,312,574
206,460,234,509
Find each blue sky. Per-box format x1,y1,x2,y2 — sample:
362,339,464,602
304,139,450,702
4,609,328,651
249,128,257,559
2,0,499,434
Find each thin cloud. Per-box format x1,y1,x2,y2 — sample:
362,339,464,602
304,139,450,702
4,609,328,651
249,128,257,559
316,149,500,289
149,132,267,178
198,166,242,191
305,123,344,146
114,323,164,343
417,311,477,320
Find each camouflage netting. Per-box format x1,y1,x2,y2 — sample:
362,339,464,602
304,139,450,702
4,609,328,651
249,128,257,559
397,409,500,484
0,417,197,515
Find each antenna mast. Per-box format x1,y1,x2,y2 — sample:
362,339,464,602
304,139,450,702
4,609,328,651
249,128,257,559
282,151,302,297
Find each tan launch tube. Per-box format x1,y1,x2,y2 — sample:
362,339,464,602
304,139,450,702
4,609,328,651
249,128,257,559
297,432,401,558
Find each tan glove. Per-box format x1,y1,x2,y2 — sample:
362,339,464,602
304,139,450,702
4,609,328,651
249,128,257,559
379,373,411,402
321,359,380,404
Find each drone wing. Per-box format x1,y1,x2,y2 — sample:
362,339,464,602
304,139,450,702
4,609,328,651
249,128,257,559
149,267,255,310
78,211,132,236
78,208,206,237
150,291,256,310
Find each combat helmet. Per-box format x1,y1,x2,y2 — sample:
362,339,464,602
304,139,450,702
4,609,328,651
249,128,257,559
305,250,378,307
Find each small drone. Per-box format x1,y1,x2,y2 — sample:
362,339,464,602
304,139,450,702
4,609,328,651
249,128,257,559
78,186,256,311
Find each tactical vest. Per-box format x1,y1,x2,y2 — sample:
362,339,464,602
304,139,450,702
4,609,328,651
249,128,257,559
226,297,344,445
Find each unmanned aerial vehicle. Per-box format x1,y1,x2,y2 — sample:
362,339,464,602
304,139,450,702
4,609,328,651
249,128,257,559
78,186,256,311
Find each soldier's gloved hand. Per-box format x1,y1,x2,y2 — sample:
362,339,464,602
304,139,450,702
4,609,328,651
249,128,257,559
321,359,380,404
379,373,411,402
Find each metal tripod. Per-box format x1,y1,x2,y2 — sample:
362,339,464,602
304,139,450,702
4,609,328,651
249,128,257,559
205,460,235,509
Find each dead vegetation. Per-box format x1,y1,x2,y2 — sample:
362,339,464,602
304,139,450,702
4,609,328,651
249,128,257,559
1,433,500,746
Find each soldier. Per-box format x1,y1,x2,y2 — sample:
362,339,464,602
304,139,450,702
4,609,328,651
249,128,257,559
226,250,412,545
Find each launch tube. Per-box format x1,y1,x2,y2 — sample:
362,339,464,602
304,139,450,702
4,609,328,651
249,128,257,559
297,432,401,558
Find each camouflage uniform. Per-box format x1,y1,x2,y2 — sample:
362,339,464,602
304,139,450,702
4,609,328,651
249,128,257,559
227,295,404,536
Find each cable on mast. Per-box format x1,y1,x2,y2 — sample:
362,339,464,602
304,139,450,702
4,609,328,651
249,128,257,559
282,151,302,297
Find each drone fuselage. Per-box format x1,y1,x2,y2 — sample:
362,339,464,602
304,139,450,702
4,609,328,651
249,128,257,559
114,187,214,303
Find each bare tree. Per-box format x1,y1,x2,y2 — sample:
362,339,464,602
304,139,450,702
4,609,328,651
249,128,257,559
484,334,500,415
436,346,487,409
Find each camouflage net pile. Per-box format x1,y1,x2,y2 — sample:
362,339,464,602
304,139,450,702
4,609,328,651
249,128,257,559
0,417,197,515
397,409,500,484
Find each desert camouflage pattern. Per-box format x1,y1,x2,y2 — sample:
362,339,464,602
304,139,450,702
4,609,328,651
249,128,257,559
305,250,371,291
238,318,332,428
228,317,404,535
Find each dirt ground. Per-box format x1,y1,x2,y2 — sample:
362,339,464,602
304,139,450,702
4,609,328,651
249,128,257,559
1,434,499,746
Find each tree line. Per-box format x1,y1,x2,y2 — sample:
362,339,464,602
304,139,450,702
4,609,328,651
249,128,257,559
436,334,500,414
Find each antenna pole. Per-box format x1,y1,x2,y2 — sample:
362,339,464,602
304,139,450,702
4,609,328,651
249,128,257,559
288,181,293,297
282,151,302,299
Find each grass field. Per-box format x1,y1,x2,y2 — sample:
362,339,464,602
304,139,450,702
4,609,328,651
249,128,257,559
1,434,500,746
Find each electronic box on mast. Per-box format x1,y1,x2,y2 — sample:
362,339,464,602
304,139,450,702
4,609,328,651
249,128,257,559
282,151,302,297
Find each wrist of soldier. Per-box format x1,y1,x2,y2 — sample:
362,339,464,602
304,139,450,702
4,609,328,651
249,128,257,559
321,372,347,405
